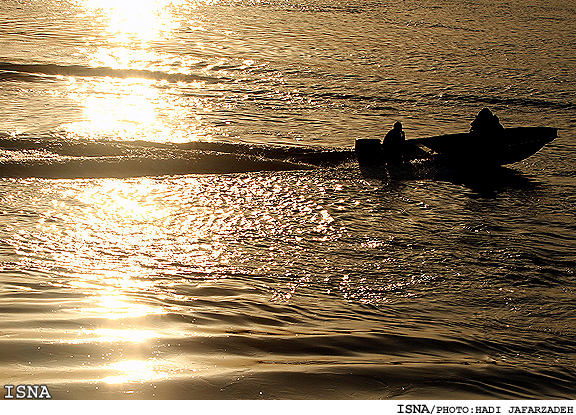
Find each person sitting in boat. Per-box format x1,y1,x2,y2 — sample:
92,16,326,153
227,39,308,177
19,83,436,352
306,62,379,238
470,108,504,135
382,121,406,163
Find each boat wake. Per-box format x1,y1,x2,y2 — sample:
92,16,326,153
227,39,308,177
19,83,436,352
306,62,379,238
0,135,355,178
0,61,221,84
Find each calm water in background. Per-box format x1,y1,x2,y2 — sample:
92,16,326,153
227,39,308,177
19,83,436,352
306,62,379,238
1,0,576,399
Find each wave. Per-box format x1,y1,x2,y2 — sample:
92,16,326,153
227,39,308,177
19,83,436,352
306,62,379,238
306,87,575,113
0,137,355,178
439,92,576,111
0,62,223,84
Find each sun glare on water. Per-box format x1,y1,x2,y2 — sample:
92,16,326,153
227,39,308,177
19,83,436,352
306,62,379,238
63,0,215,142
102,360,170,384
79,0,186,43
40,2,231,386
64,76,212,142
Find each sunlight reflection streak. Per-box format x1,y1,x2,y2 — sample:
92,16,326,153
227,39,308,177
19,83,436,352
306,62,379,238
63,77,211,142
79,0,187,43
103,360,170,384
74,328,159,343
79,293,167,320
65,0,217,142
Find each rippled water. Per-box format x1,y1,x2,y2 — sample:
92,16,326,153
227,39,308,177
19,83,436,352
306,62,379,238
1,0,576,399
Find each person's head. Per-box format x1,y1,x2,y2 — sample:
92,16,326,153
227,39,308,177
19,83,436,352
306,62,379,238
393,121,402,130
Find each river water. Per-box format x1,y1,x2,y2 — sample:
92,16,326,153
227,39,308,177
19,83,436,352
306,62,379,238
1,0,576,399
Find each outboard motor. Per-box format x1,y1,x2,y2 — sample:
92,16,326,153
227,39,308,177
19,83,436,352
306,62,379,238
355,138,383,166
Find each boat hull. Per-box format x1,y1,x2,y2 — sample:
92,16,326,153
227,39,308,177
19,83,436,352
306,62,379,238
356,127,557,168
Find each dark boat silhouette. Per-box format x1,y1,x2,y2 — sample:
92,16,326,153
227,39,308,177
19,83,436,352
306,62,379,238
355,127,558,168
